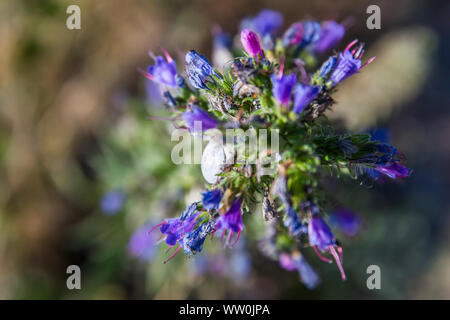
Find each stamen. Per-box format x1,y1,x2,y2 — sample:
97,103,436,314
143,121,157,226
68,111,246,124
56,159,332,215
137,67,154,81
344,39,359,52
220,229,226,242
232,230,241,247
227,231,234,246
360,56,376,69
330,246,346,281
160,47,173,63
337,246,344,262
313,246,332,263
148,221,167,234
354,44,365,59
163,244,182,264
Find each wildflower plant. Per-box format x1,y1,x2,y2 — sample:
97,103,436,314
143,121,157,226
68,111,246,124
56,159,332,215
138,9,410,288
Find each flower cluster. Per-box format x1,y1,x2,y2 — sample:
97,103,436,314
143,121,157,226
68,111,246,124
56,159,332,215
138,9,410,289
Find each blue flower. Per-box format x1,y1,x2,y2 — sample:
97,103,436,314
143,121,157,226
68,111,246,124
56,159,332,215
147,50,179,87
329,208,362,237
308,214,346,280
100,190,125,215
282,22,303,47
183,220,215,255
293,83,320,114
315,21,345,53
213,199,244,246
300,21,321,47
271,73,297,107
185,50,220,90
201,189,223,211
317,56,337,79
241,9,283,37
182,106,219,132
329,40,375,86
284,207,306,237
374,162,411,179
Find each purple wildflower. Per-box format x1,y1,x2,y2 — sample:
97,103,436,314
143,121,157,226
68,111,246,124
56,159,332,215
308,215,346,281
149,203,200,263
271,73,297,108
315,21,345,53
100,190,125,215
141,49,178,87
284,207,306,237
282,22,303,47
329,208,362,237
293,83,320,114
182,106,219,132
374,162,411,179
300,21,321,47
201,189,223,211
241,9,283,37
318,56,338,78
213,199,244,247
329,40,375,86
240,29,264,62
182,220,215,255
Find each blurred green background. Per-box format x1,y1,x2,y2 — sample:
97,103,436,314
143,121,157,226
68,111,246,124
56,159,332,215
0,0,449,299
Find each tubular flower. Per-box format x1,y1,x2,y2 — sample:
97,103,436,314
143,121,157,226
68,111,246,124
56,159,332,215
308,214,346,281
182,106,219,132
271,73,297,108
315,21,345,53
240,29,264,62
213,199,244,247
201,189,223,211
185,50,221,90
140,49,179,87
374,162,411,179
300,21,321,47
282,22,303,47
329,208,362,237
293,83,320,114
329,40,376,86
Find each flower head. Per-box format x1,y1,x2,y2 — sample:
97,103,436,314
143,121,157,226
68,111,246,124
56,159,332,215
240,29,264,61
146,50,179,87
271,73,297,107
282,22,303,47
329,40,375,86
315,21,345,53
293,83,320,114
201,189,223,211
182,106,219,132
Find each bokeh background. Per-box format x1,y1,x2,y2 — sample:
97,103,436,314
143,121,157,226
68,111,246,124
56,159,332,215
0,0,449,299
